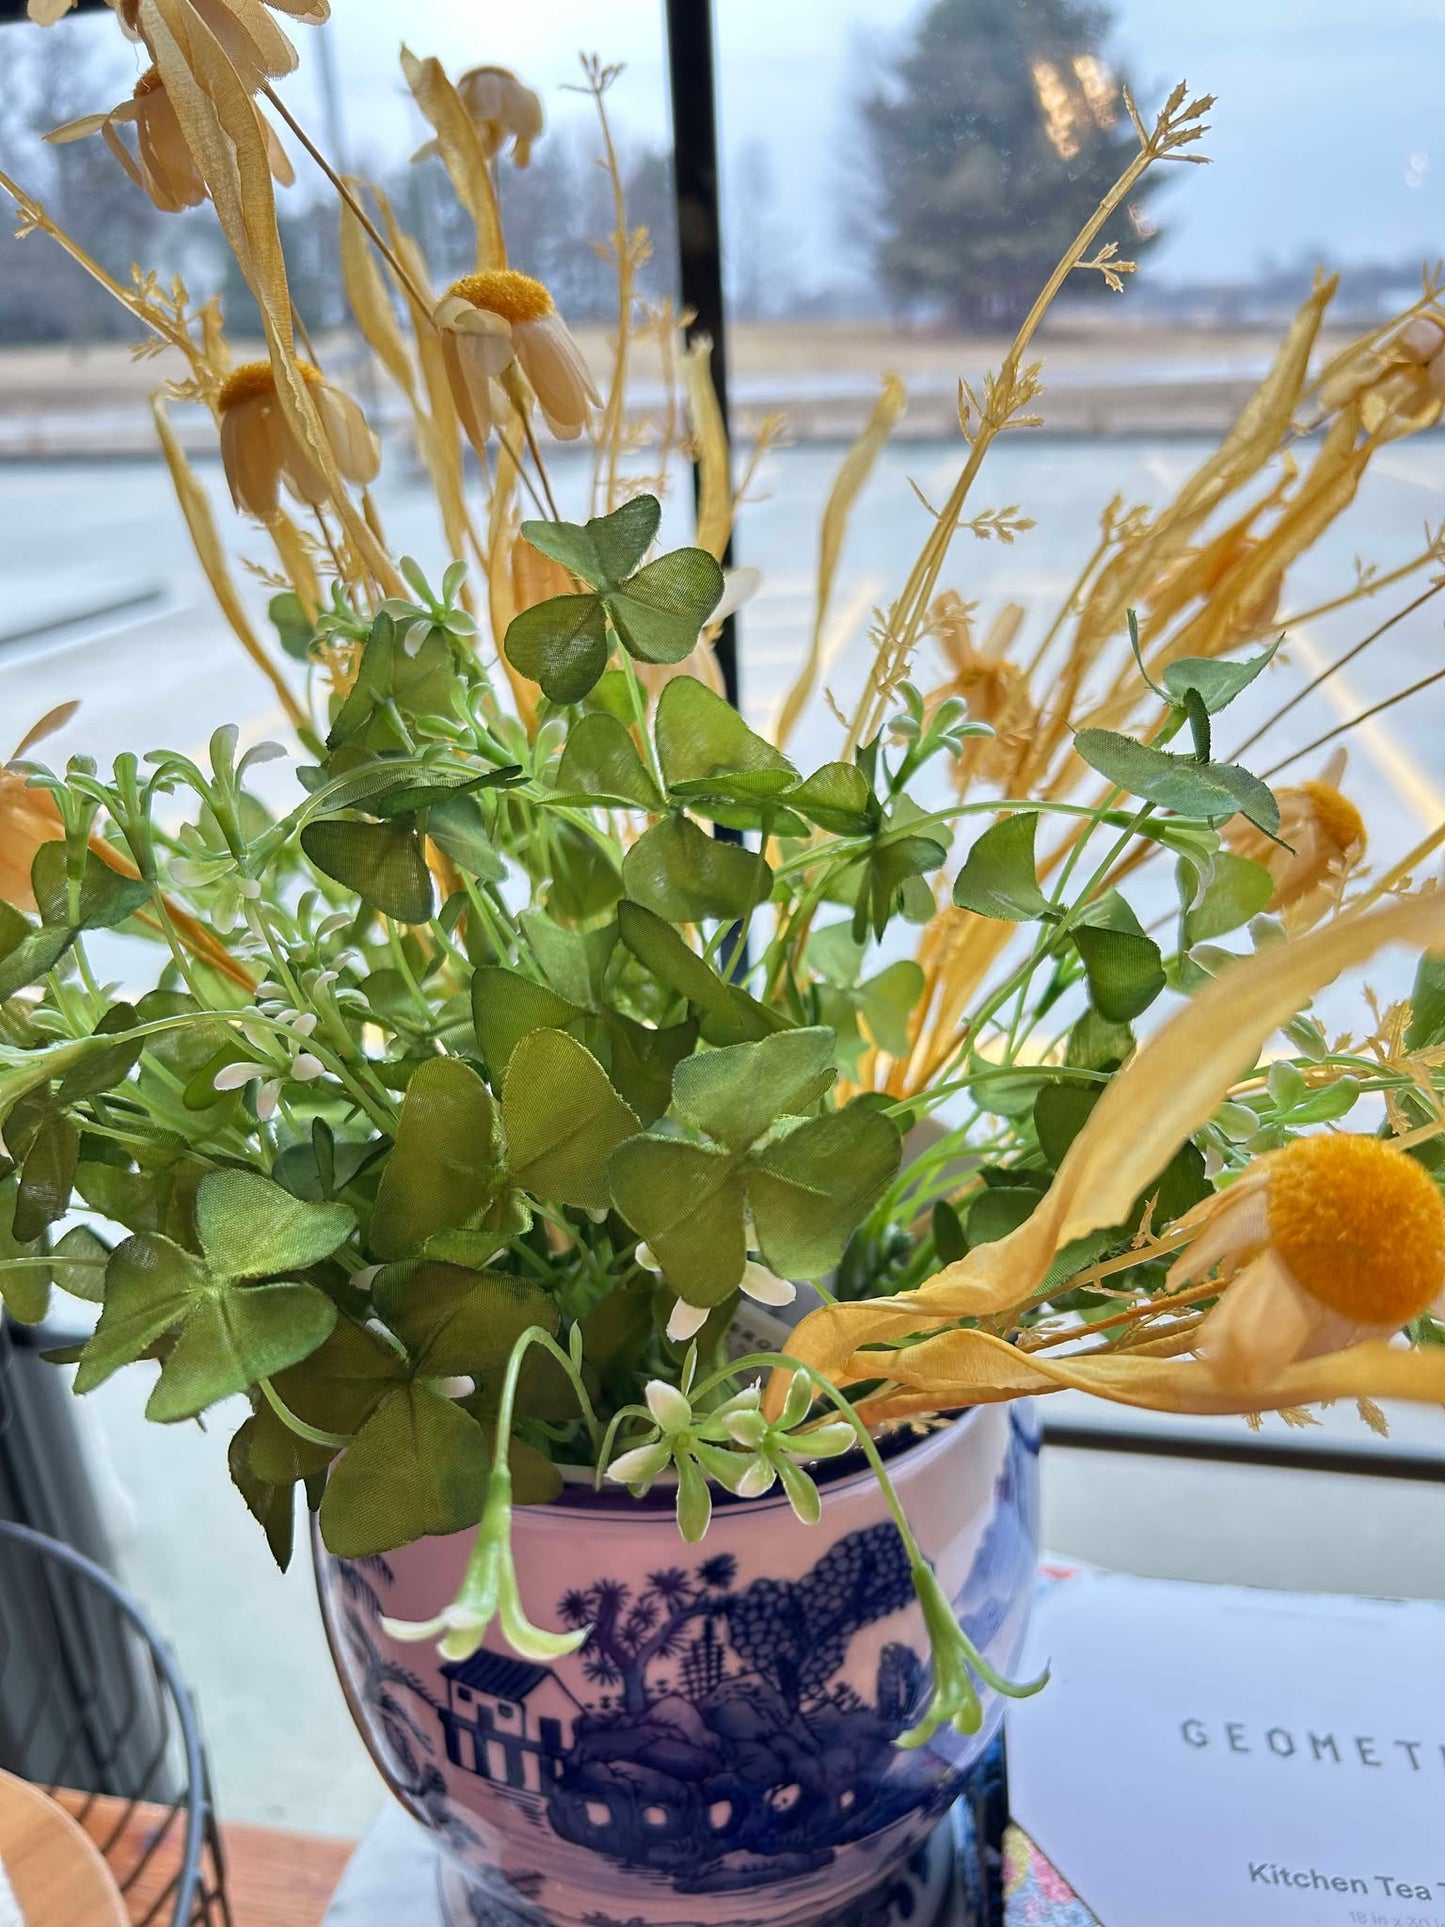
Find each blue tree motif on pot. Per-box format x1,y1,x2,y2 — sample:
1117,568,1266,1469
487,1521,939,1888
336,1556,445,1808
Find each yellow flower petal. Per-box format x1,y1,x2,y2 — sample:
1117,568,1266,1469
847,1327,1445,1424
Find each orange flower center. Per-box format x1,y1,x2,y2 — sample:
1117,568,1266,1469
1268,1135,1445,1326
447,269,553,325
1295,780,1365,856
217,360,324,412
133,66,164,99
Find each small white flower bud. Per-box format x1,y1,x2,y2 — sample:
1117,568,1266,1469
213,1059,270,1091
666,1298,709,1343
644,1379,693,1432
738,1260,796,1307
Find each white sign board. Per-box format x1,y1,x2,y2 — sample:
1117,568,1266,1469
1007,1573,1445,1927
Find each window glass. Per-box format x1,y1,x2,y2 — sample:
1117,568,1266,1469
0,5,677,1838
711,0,1445,1476
713,0,1445,884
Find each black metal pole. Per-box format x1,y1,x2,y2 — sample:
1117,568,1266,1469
664,0,740,711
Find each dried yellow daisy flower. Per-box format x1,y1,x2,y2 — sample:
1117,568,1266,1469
82,0,328,91
1227,763,1365,926
217,360,379,520
0,710,76,913
1176,1135,1445,1388
46,67,292,214
452,66,545,167
434,270,599,449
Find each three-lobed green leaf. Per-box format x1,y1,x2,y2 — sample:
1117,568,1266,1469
952,812,1053,922
504,496,723,703
75,1171,351,1420
608,1023,901,1307
1074,728,1281,838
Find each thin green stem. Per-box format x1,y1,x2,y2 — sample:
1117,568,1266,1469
259,1376,353,1451
495,1326,602,1454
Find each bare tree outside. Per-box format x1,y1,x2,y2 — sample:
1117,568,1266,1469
0,31,205,343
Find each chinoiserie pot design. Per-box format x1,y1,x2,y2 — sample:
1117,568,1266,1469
315,1402,1039,1927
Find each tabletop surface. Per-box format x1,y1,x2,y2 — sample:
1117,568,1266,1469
51,1791,353,1927
0,1772,128,1927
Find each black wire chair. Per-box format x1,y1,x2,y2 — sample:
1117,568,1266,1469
0,1517,233,1922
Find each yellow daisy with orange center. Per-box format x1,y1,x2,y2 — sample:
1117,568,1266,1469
433,269,599,451
1176,1134,1445,1387
1227,759,1366,929
216,359,379,520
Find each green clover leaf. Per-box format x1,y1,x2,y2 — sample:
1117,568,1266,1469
75,1170,351,1421
608,1029,901,1307
504,496,724,703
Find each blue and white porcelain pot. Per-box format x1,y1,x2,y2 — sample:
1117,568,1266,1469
316,1403,1039,1927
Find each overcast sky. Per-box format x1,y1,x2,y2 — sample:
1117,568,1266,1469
292,0,1443,291
53,0,1443,291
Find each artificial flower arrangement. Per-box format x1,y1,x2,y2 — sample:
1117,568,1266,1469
4,0,1445,1753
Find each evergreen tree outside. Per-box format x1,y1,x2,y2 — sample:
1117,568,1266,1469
857,0,1161,327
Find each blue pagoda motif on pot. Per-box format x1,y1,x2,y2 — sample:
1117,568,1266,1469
419,1464,1039,1894
438,1650,580,1797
